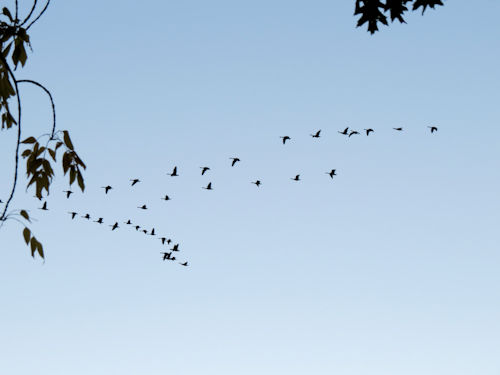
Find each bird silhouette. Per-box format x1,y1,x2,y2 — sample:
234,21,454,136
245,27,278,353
161,252,172,261
393,127,403,131
170,257,176,261
291,175,300,181
169,166,178,177
171,244,180,252
280,136,291,144
124,219,132,225
166,239,172,245
179,262,188,267
252,180,262,187
338,127,349,135
160,237,168,245
110,222,119,231
428,126,438,133
130,179,140,186
101,185,112,194
150,228,156,236
138,204,147,210
82,213,91,220
142,229,148,234
364,128,374,136
134,225,140,231
326,169,337,178
39,201,48,211
94,218,103,224
348,130,359,137
230,157,240,167
200,167,210,175
162,195,171,201
63,190,73,199
203,182,213,190
68,212,78,219
311,130,321,138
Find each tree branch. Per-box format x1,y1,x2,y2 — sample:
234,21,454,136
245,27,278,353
26,0,50,31
17,79,56,137
21,1,39,27
0,55,22,221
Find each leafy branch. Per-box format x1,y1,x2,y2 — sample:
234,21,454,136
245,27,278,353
0,1,86,259
355,0,444,34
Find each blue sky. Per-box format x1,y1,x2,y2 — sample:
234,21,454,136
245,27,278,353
1,1,500,374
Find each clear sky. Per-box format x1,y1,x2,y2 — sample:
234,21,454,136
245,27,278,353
1,1,500,374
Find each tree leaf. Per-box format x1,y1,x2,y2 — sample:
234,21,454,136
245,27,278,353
2,7,13,22
36,241,44,259
77,172,85,192
30,237,37,257
23,227,31,245
20,210,30,221
21,137,37,144
63,130,74,150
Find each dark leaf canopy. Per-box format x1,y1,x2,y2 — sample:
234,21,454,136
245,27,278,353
355,0,444,33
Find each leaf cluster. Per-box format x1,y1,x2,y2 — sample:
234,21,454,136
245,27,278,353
354,0,444,33
1,2,86,260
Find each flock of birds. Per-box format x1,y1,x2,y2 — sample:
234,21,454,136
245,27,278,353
2,125,439,265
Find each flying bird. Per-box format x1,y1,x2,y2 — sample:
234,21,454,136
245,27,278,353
101,185,112,194
124,219,132,225
110,222,119,231
252,180,262,187
348,130,359,137
280,136,291,144
150,228,156,236
63,190,73,199
134,225,140,231
310,130,321,138
200,167,210,175
179,262,188,267
169,166,179,177
39,202,48,211
130,179,140,186
428,126,438,133
230,157,240,167
162,195,171,201
94,218,103,224
203,182,213,190
291,175,301,181
171,244,180,252
142,229,148,234
82,213,91,220
364,128,374,136
338,127,349,135
68,212,78,219
138,204,147,210
160,237,168,245
393,127,403,131
161,252,172,261
326,169,337,178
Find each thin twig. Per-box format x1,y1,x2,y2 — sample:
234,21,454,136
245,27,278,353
0,56,22,221
15,1,19,22
21,0,39,27
26,0,50,31
18,79,56,137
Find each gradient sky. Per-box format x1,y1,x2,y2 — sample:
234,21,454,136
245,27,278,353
1,1,500,374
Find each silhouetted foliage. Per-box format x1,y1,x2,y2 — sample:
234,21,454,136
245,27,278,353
0,1,86,258
354,0,444,33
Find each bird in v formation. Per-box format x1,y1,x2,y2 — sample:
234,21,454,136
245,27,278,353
34,124,437,265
